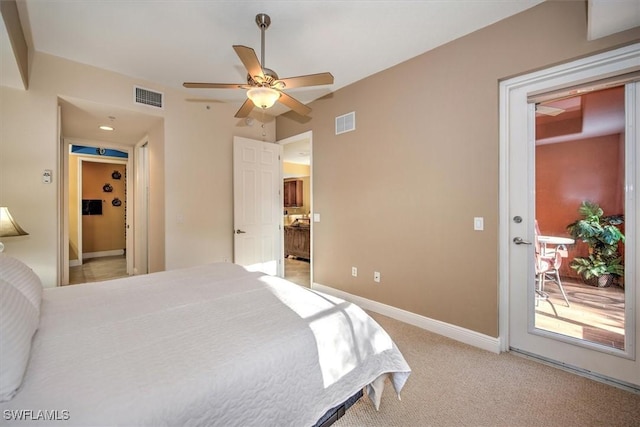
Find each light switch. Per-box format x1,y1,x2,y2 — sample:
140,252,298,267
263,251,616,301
313,213,320,222
42,169,52,184
474,217,484,231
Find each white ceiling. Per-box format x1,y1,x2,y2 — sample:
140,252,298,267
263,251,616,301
8,0,547,146
20,0,545,105
3,0,638,147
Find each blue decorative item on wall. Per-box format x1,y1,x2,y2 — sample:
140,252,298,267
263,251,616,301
112,170,122,179
112,198,122,207
103,183,113,192
71,145,128,159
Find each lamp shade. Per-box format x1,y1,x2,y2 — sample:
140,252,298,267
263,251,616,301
247,87,280,109
0,207,28,237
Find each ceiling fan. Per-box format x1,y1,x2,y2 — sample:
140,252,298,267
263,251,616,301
183,13,334,118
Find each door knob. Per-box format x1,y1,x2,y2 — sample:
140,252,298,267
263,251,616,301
235,229,246,234
513,237,532,245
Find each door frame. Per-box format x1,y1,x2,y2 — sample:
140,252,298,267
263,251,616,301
278,131,313,284
133,137,149,275
77,154,132,268
499,43,640,383
60,139,136,284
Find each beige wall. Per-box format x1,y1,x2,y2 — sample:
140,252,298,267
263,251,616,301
283,162,310,177
0,51,274,287
146,120,166,274
276,1,640,337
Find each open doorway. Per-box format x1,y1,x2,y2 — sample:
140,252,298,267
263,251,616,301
280,132,312,287
68,147,129,285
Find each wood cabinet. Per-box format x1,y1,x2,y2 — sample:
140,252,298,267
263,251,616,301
284,179,303,207
284,225,310,259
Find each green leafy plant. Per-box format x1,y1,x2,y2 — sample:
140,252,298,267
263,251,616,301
566,201,625,286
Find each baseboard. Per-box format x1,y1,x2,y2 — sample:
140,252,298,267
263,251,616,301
83,249,125,259
69,259,81,267
312,282,501,354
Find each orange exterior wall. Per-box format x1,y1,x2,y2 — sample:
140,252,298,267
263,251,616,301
82,162,126,253
535,134,625,278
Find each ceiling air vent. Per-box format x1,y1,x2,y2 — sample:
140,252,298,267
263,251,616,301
335,111,355,135
134,86,163,109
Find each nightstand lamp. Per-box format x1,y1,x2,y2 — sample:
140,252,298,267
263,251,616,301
0,207,29,252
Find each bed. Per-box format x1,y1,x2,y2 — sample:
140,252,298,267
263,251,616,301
0,254,410,426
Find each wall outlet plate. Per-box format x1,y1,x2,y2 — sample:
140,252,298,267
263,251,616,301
474,217,484,231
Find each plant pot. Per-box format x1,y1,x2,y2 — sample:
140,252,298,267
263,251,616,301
585,274,615,288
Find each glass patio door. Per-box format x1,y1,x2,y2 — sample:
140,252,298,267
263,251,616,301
533,86,627,351
501,43,640,390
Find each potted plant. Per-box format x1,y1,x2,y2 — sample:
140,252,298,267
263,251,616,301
566,201,625,287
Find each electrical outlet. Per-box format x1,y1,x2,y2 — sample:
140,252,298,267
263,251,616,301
374,271,381,283
352,267,358,277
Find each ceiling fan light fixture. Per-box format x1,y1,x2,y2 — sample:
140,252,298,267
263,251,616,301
247,86,280,109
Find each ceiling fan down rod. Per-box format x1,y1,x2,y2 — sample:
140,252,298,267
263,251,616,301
255,13,270,68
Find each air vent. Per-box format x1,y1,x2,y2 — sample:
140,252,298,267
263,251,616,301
134,86,163,109
335,111,355,135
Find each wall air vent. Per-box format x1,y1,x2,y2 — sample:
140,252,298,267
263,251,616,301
134,86,163,109
335,111,356,135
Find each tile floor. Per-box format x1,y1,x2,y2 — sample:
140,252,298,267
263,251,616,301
284,257,311,287
68,255,128,285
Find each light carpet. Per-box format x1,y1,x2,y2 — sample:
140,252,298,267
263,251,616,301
335,312,640,427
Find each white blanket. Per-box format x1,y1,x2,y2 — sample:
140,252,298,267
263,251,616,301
1,263,410,426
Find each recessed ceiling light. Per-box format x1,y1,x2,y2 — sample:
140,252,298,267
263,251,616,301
99,125,114,131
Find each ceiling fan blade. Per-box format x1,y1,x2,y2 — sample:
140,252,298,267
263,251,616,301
278,92,312,116
279,72,334,89
183,82,248,89
233,45,265,81
234,98,255,118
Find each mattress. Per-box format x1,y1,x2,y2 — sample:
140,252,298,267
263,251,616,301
1,262,410,426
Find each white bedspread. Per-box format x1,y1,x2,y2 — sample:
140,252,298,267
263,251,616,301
1,263,410,426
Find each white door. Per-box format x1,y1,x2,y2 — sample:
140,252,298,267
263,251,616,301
501,44,640,389
233,136,282,275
